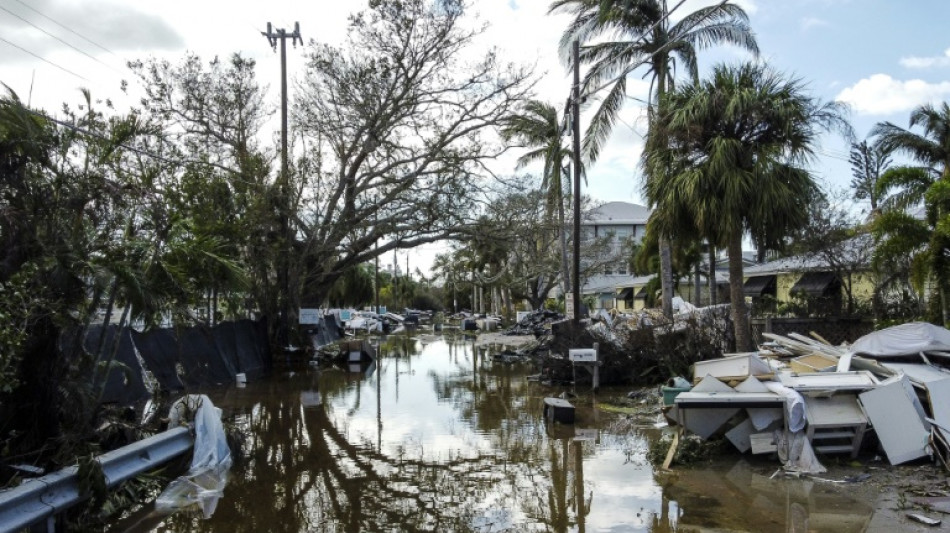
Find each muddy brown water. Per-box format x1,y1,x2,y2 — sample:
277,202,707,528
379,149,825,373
113,335,922,532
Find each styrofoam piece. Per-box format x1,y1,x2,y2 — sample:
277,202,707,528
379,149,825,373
693,353,771,381
735,375,770,393
726,418,755,453
778,370,879,391
882,363,950,384
680,407,740,440
859,375,931,465
747,407,784,431
836,351,852,372
692,375,735,393
925,378,950,446
803,394,866,427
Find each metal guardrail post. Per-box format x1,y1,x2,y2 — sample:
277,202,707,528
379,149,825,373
0,426,193,532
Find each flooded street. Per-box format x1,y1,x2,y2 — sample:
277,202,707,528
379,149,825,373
120,335,908,532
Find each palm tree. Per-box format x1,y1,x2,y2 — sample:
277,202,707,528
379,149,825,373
871,102,950,322
645,62,849,351
550,0,758,317
501,100,574,299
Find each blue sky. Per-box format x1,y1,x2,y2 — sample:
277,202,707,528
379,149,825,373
2,0,950,268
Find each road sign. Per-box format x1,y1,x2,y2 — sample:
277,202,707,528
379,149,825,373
569,348,597,362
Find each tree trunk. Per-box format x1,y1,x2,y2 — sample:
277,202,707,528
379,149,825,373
728,231,753,352
660,236,674,317
693,261,702,306
708,246,718,306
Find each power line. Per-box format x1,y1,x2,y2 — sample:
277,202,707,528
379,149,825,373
10,0,118,58
0,4,126,77
0,35,88,81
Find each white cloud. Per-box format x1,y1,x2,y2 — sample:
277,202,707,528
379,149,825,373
835,73,950,115
900,48,950,69
800,17,829,30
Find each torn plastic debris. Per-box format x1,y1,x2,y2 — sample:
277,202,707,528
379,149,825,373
156,394,232,519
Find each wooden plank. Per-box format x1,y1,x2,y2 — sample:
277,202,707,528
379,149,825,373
662,428,681,470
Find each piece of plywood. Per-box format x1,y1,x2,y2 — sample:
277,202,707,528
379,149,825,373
790,353,837,373
859,375,930,465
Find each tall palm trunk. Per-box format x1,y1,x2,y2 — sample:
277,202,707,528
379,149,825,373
708,245,718,305
727,229,752,351
558,175,571,299
655,54,675,318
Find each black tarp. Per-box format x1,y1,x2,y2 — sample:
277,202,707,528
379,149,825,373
743,275,777,297
76,325,150,405
132,318,270,391
131,327,185,392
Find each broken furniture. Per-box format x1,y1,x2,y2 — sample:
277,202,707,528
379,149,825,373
802,395,867,458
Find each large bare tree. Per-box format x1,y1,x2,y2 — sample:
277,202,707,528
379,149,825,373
293,0,533,312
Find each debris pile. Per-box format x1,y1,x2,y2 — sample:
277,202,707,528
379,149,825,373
503,309,565,337
666,321,950,476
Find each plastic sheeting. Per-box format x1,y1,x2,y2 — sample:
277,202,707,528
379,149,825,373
850,322,950,358
157,395,232,518
773,429,826,474
764,381,806,433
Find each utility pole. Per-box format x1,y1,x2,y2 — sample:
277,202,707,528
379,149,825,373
374,202,380,316
262,21,302,349
571,40,582,324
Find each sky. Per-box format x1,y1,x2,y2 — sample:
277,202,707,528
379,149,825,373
3,0,950,274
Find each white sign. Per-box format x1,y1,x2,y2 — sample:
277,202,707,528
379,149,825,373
569,348,597,363
340,309,353,321
299,308,321,325
565,293,574,317
516,311,531,323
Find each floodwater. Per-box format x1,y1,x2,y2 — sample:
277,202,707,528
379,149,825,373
116,334,886,532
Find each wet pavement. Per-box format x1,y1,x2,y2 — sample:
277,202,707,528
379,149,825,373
113,334,941,532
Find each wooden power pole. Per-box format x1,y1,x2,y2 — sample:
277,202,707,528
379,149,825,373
262,22,302,349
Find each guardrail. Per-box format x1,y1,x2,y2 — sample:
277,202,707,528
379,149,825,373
0,426,193,532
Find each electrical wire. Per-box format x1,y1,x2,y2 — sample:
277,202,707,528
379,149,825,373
10,0,118,58
0,4,125,76
0,35,88,81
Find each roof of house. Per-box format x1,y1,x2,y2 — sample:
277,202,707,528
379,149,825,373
585,201,651,225
744,234,873,276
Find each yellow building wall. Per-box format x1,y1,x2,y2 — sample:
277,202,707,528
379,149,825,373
776,273,797,302
846,272,876,304
768,271,876,306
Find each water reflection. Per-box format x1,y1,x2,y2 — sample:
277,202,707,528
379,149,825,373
116,334,880,532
